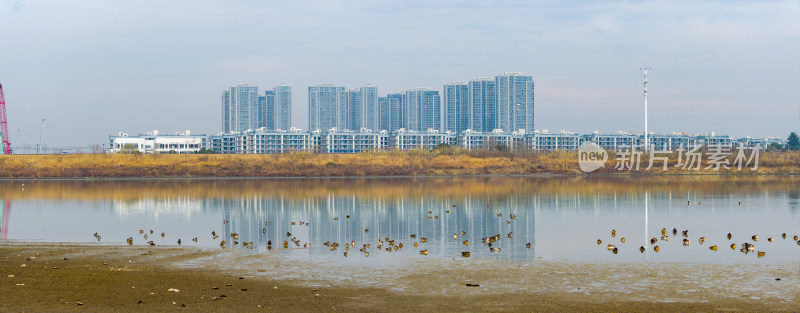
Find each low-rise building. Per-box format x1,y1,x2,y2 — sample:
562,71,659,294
108,130,206,154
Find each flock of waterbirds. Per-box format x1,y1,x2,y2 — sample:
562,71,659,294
598,227,800,258
90,201,800,260
91,205,535,258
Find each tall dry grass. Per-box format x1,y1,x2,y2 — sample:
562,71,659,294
0,149,796,178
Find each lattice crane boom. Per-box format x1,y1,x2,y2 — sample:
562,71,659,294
0,84,12,154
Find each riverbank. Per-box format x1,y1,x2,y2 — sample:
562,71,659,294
0,150,798,178
1,243,796,312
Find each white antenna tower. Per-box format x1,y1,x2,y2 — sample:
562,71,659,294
641,65,652,150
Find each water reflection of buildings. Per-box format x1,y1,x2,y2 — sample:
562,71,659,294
113,198,207,219
214,194,540,261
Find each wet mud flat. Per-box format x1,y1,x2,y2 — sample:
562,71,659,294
0,242,797,312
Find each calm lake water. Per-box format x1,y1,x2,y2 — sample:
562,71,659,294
1,176,799,265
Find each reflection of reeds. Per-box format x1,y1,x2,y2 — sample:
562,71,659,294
0,176,796,202
0,150,796,178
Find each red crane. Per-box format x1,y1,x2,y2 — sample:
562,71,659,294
0,84,12,154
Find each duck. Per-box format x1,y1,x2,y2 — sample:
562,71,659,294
639,246,645,253
413,242,418,247
420,250,429,255
365,252,369,257
346,215,350,218
727,233,732,240
660,235,669,241
192,237,198,243
420,237,428,243
612,247,618,254
461,251,470,258
223,220,228,224
143,234,148,240
262,228,266,234
242,242,248,248
231,233,240,240
351,240,356,247
446,210,450,214
461,231,466,236
709,245,718,251
126,237,133,245
673,228,677,235
752,235,759,241
730,243,737,250
343,252,348,257
283,241,289,248
687,201,691,205
453,233,458,240
149,230,154,234
507,232,513,239
699,237,706,245
510,214,517,220
410,234,416,238
265,221,270,226
781,233,786,239
611,229,616,237
220,240,226,247
757,251,765,258
496,213,502,217
506,221,510,224
653,246,660,252
597,239,602,245
768,237,774,243
661,228,667,236
233,241,238,246
177,239,182,246
682,230,688,237
333,217,339,221
620,237,626,243
682,239,690,246
285,232,291,237
526,242,531,248
463,240,469,246
139,230,144,235
490,247,501,253
795,235,799,241
148,241,155,246
650,238,657,245
607,244,616,251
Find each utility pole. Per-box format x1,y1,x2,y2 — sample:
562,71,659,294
641,65,652,151
39,116,46,154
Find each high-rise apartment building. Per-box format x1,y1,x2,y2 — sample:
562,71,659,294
344,89,362,131
468,78,497,132
309,84,347,131
274,84,292,130
496,72,534,132
223,84,260,133
261,91,276,130
379,93,405,132
444,82,469,133
378,96,389,131
404,88,440,132
360,85,379,131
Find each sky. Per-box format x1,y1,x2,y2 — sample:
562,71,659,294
0,0,798,152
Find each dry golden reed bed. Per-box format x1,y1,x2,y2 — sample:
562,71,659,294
0,150,797,178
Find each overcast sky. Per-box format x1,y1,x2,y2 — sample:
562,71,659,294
1,0,798,151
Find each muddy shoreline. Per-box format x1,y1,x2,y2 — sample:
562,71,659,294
1,243,796,312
